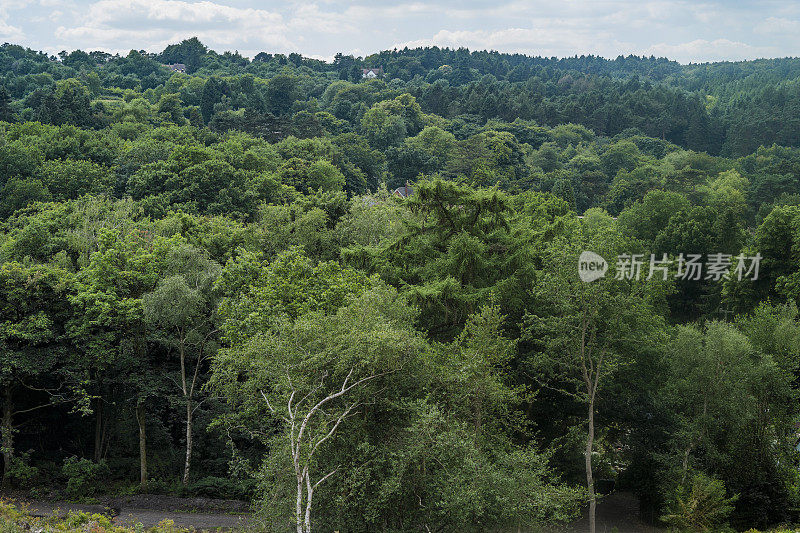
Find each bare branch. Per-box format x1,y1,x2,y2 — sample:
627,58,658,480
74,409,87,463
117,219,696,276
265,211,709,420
259,390,276,414
308,402,358,462
312,467,339,490
12,398,72,417
295,369,390,453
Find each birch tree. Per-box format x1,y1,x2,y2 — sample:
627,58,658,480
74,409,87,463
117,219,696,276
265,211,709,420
263,366,387,533
211,283,423,532
143,243,220,485
525,224,665,533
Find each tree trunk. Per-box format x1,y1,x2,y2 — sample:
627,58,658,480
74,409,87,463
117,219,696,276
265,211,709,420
93,396,103,463
136,400,147,486
304,483,313,533
681,444,691,484
1,385,13,488
178,332,194,486
296,477,304,533
586,395,596,533
182,399,192,485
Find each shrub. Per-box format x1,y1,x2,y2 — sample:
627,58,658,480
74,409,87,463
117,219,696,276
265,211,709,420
0,501,25,524
137,478,184,495
4,452,39,488
187,476,256,500
151,519,181,533
662,473,738,531
61,457,110,499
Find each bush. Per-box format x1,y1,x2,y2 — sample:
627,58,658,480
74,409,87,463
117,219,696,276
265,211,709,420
662,473,738,531
135,478,186,495
61,457,110,499
4,452,39,488
187,476,256,500
733,480,792,530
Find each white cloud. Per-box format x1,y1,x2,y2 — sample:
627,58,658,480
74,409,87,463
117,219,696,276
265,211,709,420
83,0,281,26
0,0,798,63
0,19,23,40
288,3,355,34
642,39,777,63
56,0,292,54
754,16,800,35
396,26,631,58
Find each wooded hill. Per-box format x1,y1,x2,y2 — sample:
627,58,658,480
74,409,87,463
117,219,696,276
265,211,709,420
1,38,800,532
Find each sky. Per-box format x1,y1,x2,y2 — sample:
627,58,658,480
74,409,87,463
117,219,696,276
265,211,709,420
0,0,798,64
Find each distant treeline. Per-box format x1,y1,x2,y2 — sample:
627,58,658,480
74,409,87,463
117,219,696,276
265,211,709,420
2,38,800,156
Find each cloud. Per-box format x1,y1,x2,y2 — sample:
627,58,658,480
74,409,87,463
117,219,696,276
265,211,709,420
55,0,292,54
0,19,23,41
396,27,631,58
83,0,281,26
642,38,777,62
1,0,799,63
754,16,800,35
0,0,28,41
288,3,355,34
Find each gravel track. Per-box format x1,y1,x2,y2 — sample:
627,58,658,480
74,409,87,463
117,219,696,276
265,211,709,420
13,492,659,532
17,497,251,530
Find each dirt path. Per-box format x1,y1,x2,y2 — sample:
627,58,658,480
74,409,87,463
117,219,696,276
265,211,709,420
15,491,658,532
21,499,251,530
550,492,664,533
113,508,250,529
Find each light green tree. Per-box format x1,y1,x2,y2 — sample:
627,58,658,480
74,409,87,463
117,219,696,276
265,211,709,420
525,226,666,533
143,242,220,485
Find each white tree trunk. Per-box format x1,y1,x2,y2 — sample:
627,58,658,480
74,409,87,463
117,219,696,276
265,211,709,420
136,400,147,486
183,399,193,485
586,395,596,533
296,476,304,533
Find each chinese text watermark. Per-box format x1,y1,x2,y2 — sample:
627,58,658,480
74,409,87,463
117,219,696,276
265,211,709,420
578,252,761,283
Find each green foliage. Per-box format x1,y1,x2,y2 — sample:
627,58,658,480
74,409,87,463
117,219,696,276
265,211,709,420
187,476,256,500
0,37,800,533
3,452,39,488
61,457,110,498
662,473,738,532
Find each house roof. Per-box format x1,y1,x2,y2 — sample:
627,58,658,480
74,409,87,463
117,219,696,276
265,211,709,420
393,184,413,198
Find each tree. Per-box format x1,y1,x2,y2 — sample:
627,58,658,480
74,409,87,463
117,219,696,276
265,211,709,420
660,316,797,527
524,225,665,533
211,284,422,533
68,228,161,485
0,177,51,218
157,93,185,124
143,242,220,485
552,178,576,210
36,159,113,201
266,362,388,533
360,106,407,149
0,86,16,122
0,262,76,487
159,37,208,73
662,473,737,531
616,189,691,245
200,77,226,124
266,70,301,116
363,177,519,338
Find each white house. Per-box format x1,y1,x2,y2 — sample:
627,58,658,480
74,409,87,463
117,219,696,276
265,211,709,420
361,67,384,79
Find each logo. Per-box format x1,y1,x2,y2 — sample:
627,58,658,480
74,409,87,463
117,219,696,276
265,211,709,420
578,251,608,282
577,251,761,282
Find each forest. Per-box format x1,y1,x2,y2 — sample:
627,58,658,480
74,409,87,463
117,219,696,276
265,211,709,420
1,37,800,532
